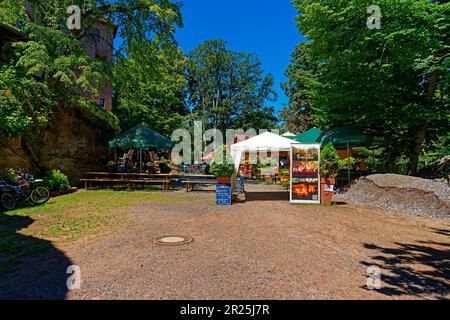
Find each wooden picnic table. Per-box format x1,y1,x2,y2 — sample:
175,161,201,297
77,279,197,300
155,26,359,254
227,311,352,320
86,172,172,178
82,172,174,191
181,174,215,179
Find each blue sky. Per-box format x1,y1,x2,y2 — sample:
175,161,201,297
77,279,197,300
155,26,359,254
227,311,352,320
176,0,305,112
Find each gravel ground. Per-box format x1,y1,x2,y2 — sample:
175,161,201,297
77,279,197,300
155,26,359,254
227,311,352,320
339,174,450,219
1,190,448,300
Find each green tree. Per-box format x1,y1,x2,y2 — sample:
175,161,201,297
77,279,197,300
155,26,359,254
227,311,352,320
0,0,185,140
288,0,449,174
186,39,278,131
281,43,317,133
104,0,188,136
0,0,121,141
113,40,188,137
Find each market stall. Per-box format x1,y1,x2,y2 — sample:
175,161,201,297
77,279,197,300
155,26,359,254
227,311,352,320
230,132,298,173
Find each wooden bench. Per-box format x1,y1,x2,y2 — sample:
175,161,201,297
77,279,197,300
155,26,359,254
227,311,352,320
80,179,126,190
80,178,171,192
128,179,170,192
182,180,217,192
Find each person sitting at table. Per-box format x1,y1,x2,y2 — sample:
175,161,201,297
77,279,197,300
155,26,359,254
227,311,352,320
124,158,130,170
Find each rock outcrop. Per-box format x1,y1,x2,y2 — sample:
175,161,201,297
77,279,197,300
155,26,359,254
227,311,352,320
0,105,114,185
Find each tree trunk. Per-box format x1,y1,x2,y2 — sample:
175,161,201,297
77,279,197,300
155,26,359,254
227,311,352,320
409,128,426,175
409,71,439,175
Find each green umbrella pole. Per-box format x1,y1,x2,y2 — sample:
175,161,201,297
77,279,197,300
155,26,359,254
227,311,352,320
140,149,143,173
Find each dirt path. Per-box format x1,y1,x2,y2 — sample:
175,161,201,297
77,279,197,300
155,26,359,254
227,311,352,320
2,193,450,300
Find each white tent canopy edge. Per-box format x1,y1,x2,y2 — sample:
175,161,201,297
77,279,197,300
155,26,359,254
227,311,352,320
230,131,299,170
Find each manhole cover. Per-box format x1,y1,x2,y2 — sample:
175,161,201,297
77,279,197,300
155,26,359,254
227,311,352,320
154,236,193,246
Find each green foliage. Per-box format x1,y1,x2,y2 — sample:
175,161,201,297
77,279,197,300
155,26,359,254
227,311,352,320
159,162,172,174
280,43,317,133
209,145,235,178
338,157,358,170
0,65,54,140
1,0,187,141
0,0,124,141
186,39,278,131
353,146,386,173
287,0,450,174
43,169,71,192
113,40,188,137
421,132,450,167
75,96,120,131
320,143,340,179
2,168,18,183
210,163,235,179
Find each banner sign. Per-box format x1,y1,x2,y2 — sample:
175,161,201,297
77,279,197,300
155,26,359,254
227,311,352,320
290,144,321,204
216,184,232,206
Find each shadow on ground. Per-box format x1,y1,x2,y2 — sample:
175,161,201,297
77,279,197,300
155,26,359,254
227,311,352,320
0,212,73,300
245,191,290,201
361,240,450,299
430,227,450,237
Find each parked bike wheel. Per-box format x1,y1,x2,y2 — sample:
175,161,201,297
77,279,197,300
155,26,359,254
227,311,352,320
30,186,50,205
1,193,16,211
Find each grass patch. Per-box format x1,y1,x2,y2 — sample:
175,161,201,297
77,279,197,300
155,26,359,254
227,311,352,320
3,191,201,242
0,191,202,274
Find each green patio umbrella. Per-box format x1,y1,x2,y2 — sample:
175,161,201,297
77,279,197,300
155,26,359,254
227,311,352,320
319,126,371,146
108,125,173,151
293,127,323,144
109,125,173,173
319,126,372,184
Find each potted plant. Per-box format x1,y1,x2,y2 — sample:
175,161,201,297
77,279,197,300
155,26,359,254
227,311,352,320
320,143,340,206
210,145,235,184
106,161,116,172
146,161,155,173
159,161,172,174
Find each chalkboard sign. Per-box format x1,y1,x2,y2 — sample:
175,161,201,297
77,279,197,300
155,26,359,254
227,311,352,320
216,184,232,206
234,177,245,194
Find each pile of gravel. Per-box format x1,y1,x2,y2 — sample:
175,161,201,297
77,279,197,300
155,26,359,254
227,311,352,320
338,174,450,219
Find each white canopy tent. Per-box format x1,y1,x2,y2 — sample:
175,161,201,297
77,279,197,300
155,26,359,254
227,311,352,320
230,131,298,170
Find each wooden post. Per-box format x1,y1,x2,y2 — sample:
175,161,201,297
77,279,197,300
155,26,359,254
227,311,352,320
347,143,351,185
139,149,142,173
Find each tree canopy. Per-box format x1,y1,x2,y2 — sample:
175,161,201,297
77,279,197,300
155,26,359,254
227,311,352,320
283,0,449,174
0,0,187,140
186,39,278,132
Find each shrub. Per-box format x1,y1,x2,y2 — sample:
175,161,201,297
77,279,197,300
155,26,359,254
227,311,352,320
210,145,235,178
320,143,340,179
159,162,172,174
4,168,18,183
338,157,358,170
210,163,235,178
44,169,71,192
